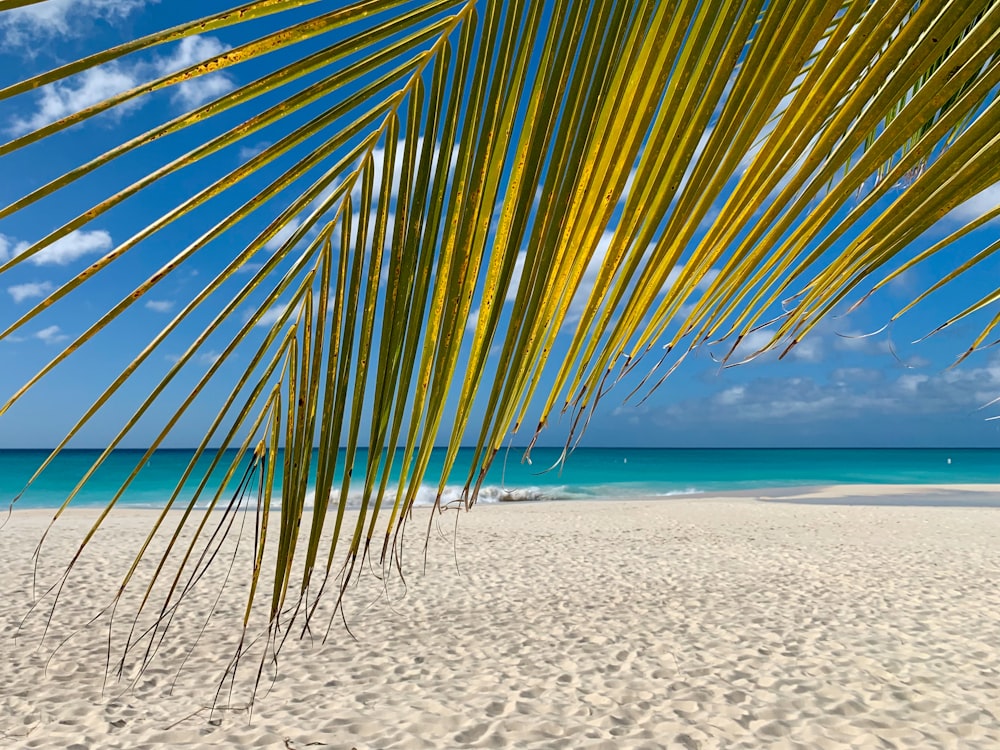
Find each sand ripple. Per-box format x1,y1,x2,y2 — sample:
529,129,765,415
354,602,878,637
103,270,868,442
1,496,999,748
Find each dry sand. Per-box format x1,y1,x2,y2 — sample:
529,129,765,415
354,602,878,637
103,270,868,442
2,487,1000,748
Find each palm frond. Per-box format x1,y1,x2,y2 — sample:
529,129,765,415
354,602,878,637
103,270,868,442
2,0,999,690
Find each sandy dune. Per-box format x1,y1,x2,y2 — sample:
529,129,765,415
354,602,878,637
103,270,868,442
2,490,999,748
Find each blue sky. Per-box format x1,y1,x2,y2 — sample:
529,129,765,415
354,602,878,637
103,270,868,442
2,0,1000,450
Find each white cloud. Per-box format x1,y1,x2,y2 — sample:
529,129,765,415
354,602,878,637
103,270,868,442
238,141,271,161
644,352,1000,428
0,0,154,46
8,34,234,135
831,367,882,385
164,350,222,366
788,335,823,363
561,232,618,327
8,281,53,303
251,297,322,329
897,373,930,394
35,325,68,344
159,35,228,73
264,219,303,252
145,299,175,313
349,141,410,207
254,303,292,328
833,330,892,354
348,138,459,207
705,376,845,419
295,138,454,264
716,385,745,406
466,307,480,333
509,224,723,333
8,65,141,135
506,251,527,302
327,210,396,268
19,229,112,266
342,137,458,206
573,256,611,321
724,321,830,365
728,329,779,362
158,36,235,109
664,265,718,292
0,234,29,263
949,182,1000,223
174,73,236,110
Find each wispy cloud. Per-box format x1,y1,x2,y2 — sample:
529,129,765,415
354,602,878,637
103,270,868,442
8,34,235,135
7,281,53,303
253,303,293,328
250,296,324,329
625,353,1000,428
144,299,175,313
165,350,226,366
726,328,824,364
35,325,68,344
238,141,271,161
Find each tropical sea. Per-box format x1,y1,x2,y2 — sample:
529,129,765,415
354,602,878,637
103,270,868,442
2,447,999,511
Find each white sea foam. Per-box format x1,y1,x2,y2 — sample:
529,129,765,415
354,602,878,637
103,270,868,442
261,483,568,512
654,487,701,497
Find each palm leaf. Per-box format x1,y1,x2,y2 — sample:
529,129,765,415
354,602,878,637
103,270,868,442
2,0,999,692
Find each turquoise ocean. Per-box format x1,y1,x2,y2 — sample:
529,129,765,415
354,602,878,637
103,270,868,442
2,447,999,510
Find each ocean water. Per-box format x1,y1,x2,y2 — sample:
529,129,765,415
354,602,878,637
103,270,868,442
1,447,999,511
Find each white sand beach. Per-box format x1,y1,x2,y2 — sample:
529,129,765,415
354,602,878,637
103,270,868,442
2,487,1000,748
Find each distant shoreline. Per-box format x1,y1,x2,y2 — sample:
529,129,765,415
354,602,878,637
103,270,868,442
11,483,1000,513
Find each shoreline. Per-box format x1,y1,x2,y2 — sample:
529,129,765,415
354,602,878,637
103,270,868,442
681,482,1000,506
2,489,999,747
11,481,1000,514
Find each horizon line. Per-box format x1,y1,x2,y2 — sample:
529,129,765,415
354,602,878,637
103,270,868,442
2,445,998,452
